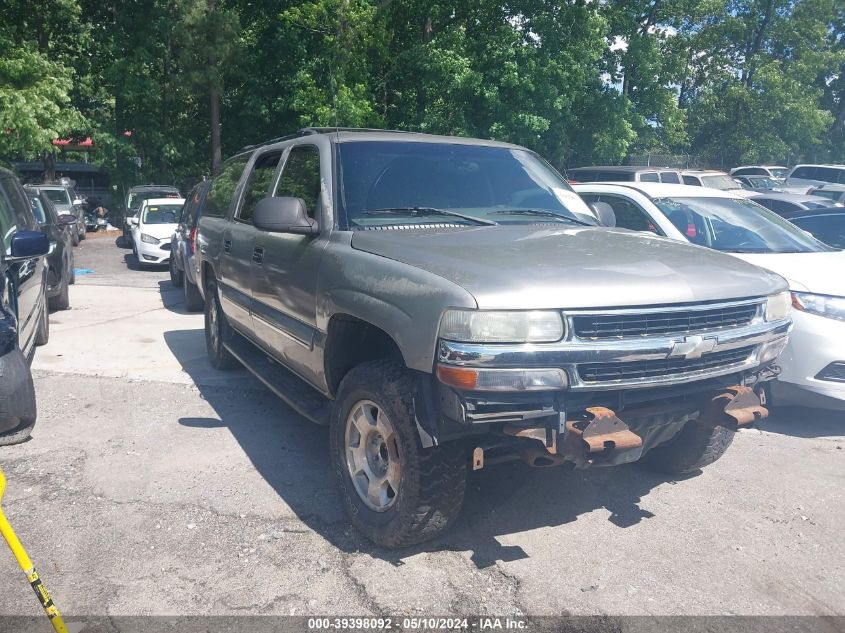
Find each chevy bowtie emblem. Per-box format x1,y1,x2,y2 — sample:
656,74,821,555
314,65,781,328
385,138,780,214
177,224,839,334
668,335,717,360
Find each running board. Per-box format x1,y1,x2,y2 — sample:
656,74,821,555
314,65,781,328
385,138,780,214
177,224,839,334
224,331,332,426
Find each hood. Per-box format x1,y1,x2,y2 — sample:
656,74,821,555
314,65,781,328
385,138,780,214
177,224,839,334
141,223,178,241
350,225,788,309
732,250,845,296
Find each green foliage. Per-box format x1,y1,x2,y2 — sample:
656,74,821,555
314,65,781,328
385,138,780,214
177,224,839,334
0,0,844,182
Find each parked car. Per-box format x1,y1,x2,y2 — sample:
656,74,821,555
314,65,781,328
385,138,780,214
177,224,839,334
195,128,791,547
733,175,783,192
785,164,845,192
681,170,745,191
807,184,845,205
573,181,845,410
566,165,683,184
27,183,86,245
122,185,181,241
24,187,76,311
170,181,211,311
749,192,843,215
129,198,185,268
0,168,51,445
763,208,845,250
730,165,790,181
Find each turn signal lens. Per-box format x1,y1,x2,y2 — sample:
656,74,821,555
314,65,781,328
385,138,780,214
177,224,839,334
436,365,568,392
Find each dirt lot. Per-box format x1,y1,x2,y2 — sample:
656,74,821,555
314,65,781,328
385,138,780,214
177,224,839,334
0,238,843,626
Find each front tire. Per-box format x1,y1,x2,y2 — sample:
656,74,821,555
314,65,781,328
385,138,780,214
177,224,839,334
331,360,466,548
204,278,238,370
639,421,735,474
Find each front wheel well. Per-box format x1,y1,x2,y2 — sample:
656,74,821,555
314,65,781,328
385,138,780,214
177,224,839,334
324,315,405,396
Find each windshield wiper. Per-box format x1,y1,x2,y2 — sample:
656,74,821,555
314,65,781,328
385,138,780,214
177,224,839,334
362,207,496,226
488,208,592,226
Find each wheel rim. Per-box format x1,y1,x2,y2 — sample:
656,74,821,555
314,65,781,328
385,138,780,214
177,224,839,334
208,294,220,351
345,400,402,512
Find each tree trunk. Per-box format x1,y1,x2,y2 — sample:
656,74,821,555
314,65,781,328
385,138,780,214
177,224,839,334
210,85,222,176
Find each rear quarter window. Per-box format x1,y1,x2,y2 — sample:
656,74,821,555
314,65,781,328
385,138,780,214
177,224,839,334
638,172,660,182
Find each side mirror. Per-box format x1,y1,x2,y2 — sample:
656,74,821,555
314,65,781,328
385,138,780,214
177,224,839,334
58,214,77,226
590,201,617,227
130,217,139,226
254,197,318,235
8,231,50,261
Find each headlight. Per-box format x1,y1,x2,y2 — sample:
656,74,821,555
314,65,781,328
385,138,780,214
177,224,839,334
792,293,845,321
439,310,564,343
140,233,160,244
765,291,791,322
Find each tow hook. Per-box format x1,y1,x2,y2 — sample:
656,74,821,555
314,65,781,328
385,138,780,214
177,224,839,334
503,425,566,468
699,385,768,430
562,407,643,468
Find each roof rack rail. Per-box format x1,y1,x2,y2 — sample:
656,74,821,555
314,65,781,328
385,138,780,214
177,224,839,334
236,127,409,153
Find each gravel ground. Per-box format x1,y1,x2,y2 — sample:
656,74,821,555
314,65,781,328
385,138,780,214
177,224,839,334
0,238,843,628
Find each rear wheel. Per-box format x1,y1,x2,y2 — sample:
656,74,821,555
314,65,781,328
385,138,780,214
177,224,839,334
34,299,49,346
331,360,466,547
78,225,86,241
204,278,238,370
184,276,203,312
639,421,735,474
169,255,184,287
48,274,70,311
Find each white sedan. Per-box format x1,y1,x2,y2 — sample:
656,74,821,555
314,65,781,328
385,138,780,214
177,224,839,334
130,197,186,268
573,182,845,410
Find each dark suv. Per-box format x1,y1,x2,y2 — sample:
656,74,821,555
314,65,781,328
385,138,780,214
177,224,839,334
195,129,790,547
25,187,77,311
170,181,211,311
0,168,51,445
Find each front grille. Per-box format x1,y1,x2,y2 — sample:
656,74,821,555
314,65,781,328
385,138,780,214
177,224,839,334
572,303,759,339
815,362,845,383
578,346,755,384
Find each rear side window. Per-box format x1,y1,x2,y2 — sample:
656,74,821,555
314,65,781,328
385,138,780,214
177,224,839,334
29,196,47,224
2,177,35,230
238,152,283,224
734,168,766,176
598,171,634,181
274,145,321,219
683,175,700,186
791,214,845,249
660,172,681,184
815,167,845,185
205,155,250,218
769,199,800,215
568,170,596,182
790,166,817,180
639,172,660,182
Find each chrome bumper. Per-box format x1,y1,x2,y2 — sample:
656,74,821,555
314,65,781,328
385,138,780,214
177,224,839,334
437,319,792,391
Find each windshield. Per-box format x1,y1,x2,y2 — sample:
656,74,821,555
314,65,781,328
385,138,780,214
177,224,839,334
701,175,743,190
141,204,181,224
769,168,790,179
42,188,71,206
129,190,180,210
811,190,844,202
654,196,830,253
337,141,597,228
745,176,778,189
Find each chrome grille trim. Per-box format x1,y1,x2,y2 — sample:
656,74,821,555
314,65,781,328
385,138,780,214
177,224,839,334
569,298,764,340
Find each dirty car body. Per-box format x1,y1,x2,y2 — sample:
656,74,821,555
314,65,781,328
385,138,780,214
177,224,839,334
196,129,792,547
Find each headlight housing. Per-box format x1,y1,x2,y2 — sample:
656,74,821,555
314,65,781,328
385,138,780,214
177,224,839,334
792,293,845,322
140,233,160,244
765,291,791,322
439,310,564,343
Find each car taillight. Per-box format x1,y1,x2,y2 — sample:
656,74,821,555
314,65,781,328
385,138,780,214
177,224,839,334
189,227,197,254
